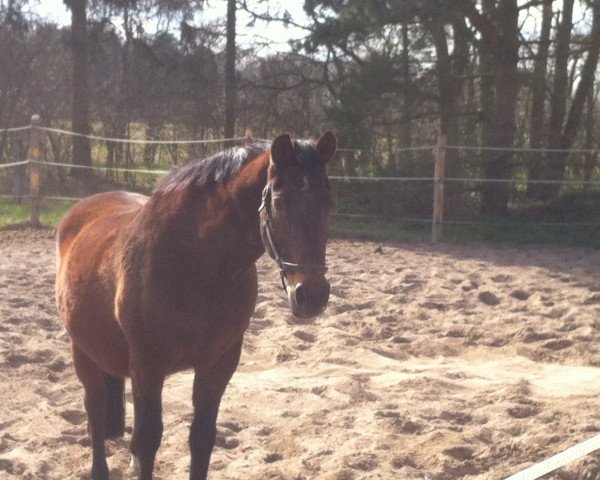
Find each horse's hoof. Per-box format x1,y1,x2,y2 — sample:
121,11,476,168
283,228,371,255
129,455,141,477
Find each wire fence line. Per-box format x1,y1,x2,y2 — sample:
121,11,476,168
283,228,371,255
3,160,597,187
334,212,599,227
31,160,169,175
0,160,29,169
1,124,600,237
0,125,31,133
1,159,596,230
4,123,600,153
43,127,248,145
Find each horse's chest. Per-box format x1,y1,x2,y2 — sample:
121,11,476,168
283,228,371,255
146,268,258,372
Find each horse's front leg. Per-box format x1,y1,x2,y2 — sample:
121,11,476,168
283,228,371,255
130,357,165,480
189,339,243,480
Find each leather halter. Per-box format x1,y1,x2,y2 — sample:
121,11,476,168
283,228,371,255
258,182,329,290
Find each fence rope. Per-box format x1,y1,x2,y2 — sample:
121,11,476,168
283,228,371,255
31,160,169,175
444,177,600,186
333,212,598,227
6,123,600,153
504,432,600,480
1,160,598,187
41,126,248,145
0,160,29,169
330,175,600,186
0,126,30,133
330,175,434,182
447,144,600,153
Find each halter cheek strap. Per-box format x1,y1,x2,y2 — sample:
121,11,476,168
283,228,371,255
258,182,329,290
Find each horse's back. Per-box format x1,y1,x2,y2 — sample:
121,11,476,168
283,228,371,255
57,191,147,260
56,191,147,377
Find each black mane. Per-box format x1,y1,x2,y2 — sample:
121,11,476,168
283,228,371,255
154,143,270,195
153,139,322,196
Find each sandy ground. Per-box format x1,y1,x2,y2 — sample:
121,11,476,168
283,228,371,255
2,228,600,480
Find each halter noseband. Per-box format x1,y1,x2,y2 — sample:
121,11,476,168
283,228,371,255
258,182,329,290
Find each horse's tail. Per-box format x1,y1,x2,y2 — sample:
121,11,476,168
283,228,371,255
103,373,126,439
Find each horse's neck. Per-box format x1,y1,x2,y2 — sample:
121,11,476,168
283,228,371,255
143,152,269,280
221,152,270,264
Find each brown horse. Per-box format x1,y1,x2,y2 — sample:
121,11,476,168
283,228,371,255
55,131,337,480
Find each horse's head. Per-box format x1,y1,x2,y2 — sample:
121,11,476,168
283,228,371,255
259,131,337,320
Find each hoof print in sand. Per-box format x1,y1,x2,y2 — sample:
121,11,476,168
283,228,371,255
263,452,283,463
60,409,87,425
510,289,531,301
442,445,475,461
507,404,540,419
478,291,501,306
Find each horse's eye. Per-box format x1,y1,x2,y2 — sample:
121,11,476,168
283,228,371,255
272,194,284,211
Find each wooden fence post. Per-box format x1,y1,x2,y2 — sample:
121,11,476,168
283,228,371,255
29,114,42,227
432,134,447,243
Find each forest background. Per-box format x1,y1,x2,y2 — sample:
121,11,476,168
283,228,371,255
2,0,600,243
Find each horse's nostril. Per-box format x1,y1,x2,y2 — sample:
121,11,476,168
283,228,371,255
295,283,330,306
295,284,309,305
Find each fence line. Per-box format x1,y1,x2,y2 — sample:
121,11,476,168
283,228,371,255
0,160,28,169
6,122,600,152
447,144,600,153
32,160,169,175
0,126,31,133
330,175,434,182
2,119,600,242
1,158,599,230
334,212,598,227
14,160,600,187
444,177,600,186
42,126,248,145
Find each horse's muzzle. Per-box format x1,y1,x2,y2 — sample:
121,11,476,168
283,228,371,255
288,281,330,320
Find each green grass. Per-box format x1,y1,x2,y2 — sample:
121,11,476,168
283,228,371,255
1,196,599,248
0,198,75,228
331,216,600,247
331,217,432,243
329,189,600,247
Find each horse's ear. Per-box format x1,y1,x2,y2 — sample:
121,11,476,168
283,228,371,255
270,133,294,169
316,131,337,163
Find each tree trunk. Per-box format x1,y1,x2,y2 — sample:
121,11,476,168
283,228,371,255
69,0,92,176
539,0,575,200
462,0,519,216
430,19,461,182
583,88,597,188
527,0,553,196
557,1,600,162
400,22,413,167
224,0,236,139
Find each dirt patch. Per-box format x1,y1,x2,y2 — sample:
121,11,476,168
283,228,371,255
2,229,600,479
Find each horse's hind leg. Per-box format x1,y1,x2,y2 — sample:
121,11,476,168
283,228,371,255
72,345,110,480
189,340,243,480
103,373,125,438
